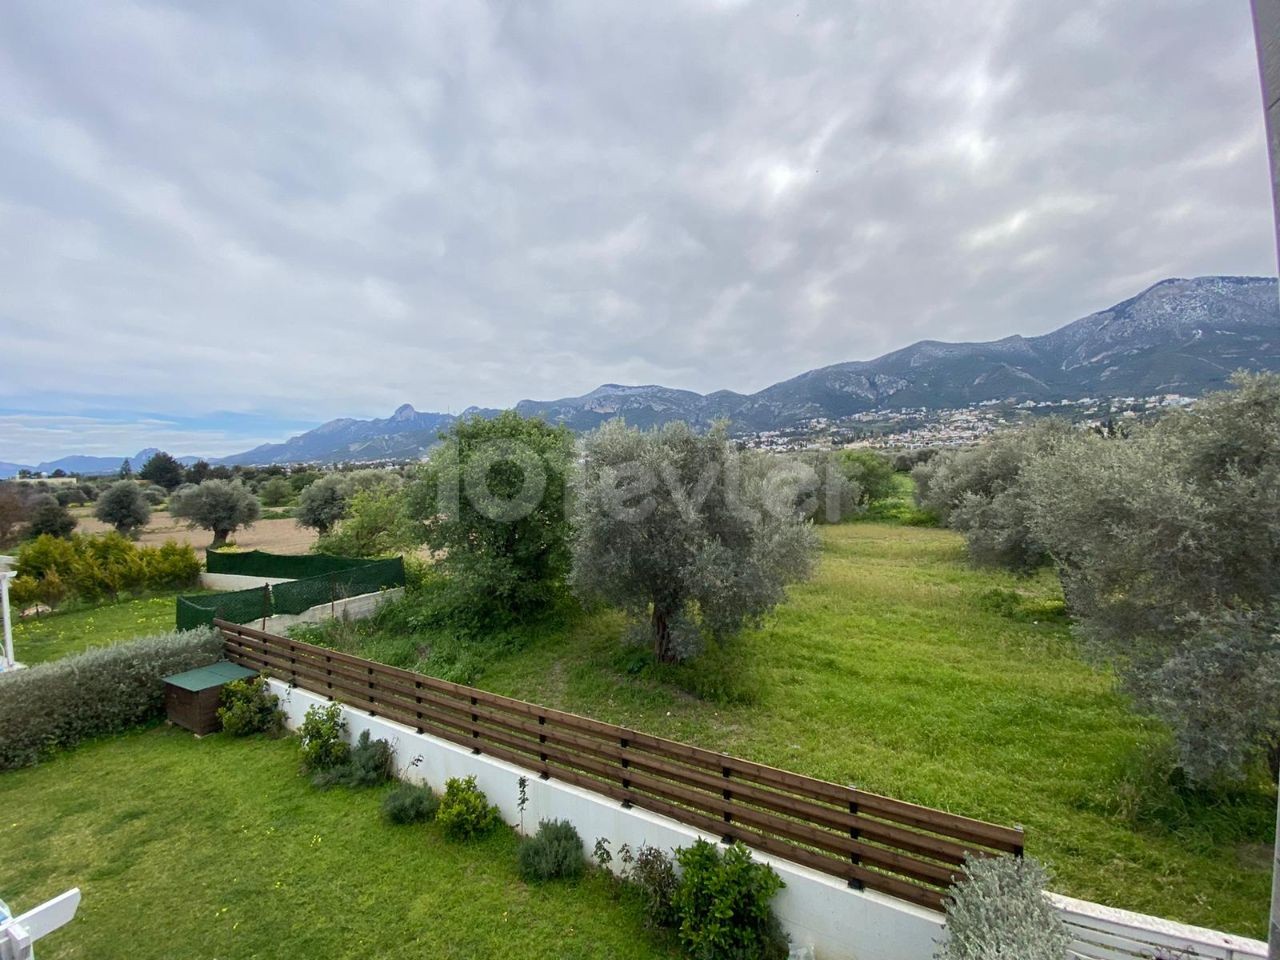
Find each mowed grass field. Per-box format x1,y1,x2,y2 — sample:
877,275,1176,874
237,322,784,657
10,592,193,665
308,523,1274,938
0,727,677,960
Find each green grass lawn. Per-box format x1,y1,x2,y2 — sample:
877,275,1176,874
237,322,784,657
10,592,191,665
0,727,677,960
301,523,1274,938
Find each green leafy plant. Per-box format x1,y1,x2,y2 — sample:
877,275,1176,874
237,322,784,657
517,819,584,883
592,837,613,872
935,854,1070,960
298,703,349,772
673,840,788,960
436,775,502,841
312,730,394,788
217,677,283,736
381,783,439,824
626,843,679,931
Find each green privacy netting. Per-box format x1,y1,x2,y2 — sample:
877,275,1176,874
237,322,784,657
177,554,405,630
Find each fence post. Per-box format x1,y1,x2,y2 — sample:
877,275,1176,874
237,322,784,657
722,765,734,843
619,737,632,808
261,584,270,631
848,797,864,890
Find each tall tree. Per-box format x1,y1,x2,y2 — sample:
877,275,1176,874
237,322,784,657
118,459,132,479
139,451,184,491
409,411,573,625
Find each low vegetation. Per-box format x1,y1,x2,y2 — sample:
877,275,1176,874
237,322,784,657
0,627,222,770
9,533,200,611
936,854,1070,960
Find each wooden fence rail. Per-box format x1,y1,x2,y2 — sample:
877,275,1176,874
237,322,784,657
217,619,1023,912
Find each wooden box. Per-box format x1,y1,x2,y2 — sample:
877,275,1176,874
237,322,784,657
163,661,259,735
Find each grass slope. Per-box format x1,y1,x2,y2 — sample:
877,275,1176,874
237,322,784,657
10,592,190,665
0,727,676,960
304,523,1273,937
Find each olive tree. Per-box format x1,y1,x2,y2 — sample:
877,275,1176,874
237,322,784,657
169,479,260,548
571,420,818,663
259,476,293,507
93,480,151,537
913,419,1072,573
1026,373,1280,782
295,469,399,535
26,495,76,540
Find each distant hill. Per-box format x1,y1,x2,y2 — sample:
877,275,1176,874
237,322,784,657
214,404,481,466
517,276,1280,431
0,448,198,480
9,275,1277,471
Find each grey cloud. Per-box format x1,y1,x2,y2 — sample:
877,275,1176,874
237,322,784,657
0,0,1273,460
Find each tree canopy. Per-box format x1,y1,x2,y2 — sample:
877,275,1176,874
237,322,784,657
93,480,151,537
169,479,260,548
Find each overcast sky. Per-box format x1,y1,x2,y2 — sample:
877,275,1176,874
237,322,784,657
1,0,1275,463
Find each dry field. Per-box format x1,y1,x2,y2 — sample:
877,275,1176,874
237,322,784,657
71,508,317,557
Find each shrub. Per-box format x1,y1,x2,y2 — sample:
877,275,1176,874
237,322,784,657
673,840,787,960
837,449,897,504
26,496,76,539
935,854,1070,960
625,843,679,930
13,533,199,604
217,677,283,736
0,627,223,770
382,783,439,824
312,730,394,788
298,703,349,772
437,775,502,841
518,819,585,883
315,485,422,558
93,481,152,536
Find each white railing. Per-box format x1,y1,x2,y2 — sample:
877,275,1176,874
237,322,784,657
1050,893,1267,960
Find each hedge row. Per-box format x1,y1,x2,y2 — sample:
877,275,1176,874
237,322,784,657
0,627,223,770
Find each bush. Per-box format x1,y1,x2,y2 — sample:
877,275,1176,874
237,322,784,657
382,783,439,824
437,775,502,841
26,496,76,539
0,627,223,770
518,819,585,883
14,533,200,604
217,677,283,736
298,703,349,772
935,854,1070,960
673,840,788,960
624,843,680,930
312,730,394,788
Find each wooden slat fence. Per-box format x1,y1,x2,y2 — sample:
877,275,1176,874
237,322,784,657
217,619,1023,912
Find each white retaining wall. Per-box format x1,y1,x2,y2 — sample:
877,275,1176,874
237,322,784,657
264,682,1269,960
253,587,403,632
267,679,943,960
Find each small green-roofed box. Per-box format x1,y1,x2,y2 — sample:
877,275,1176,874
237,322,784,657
163,661,259,734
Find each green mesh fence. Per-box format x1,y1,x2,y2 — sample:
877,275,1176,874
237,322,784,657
178,554,405,629
270,558,404,615
205,550,372,580
176,586,273,631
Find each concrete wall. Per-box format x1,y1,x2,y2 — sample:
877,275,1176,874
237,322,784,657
267,679,944,960
245,587,403,633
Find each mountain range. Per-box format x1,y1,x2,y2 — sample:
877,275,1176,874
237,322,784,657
4,275,1277,475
